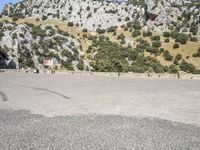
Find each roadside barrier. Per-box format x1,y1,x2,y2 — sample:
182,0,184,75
1,69,200,80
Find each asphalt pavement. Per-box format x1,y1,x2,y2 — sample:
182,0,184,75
0,73,200,149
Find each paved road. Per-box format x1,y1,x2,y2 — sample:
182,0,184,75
0,73,200,149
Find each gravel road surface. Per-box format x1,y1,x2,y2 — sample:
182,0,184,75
0,109,200,150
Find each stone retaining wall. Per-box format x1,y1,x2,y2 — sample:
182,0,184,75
1,69,200,80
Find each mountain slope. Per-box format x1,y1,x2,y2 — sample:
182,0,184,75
2,0,200,32
0,0,200,74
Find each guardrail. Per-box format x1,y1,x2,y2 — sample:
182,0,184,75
1,69,200,80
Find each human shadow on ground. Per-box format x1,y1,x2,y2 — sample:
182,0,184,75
0,91,8,101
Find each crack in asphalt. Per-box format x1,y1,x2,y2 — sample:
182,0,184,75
0,91,8,102
17,85,70,100
33,87,70,100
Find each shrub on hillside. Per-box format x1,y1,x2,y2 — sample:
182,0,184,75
77,59,84,70
151,35,160,41
125,16,130,21
113,31,117,36
163,50,173,61
82,34,87,38
25,22,35,28
171,31,179,39
190,25,198,35
31,25,46,38
182,28,188,32
169,65,178,73
96,28,106,34
131,56,167,73
132,21,141,30
173,43,179,49
175,54,182,60
42,15,48,20
61,60,74,70
68,22,74,27
86,6,90,11
87,35,97,41
173,58,179,65
159,48,164,53
175,34,188,44
136,41,150,50
12,16,19,22
132,30,141,37
192,48,200,57
152,41,161,48
107,26,117,33
190,37,198,42
11,33,17,39
143,31,152,37
163,32,171,37
146,31,153,37
127,22,132,28
57,28,69,36
90,36,170,73
0,31,4,40
164,38,170,43
82,28,88,32
146,47,159,54
117,33,125,40
179,60,196,73
0,47,8,60
18,50,35,68
0,22,3,28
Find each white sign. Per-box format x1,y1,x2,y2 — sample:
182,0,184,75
43,58,54,66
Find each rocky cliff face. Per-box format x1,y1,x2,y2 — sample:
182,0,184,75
144,0,200,32
2,0,200,32
2,0,143,31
